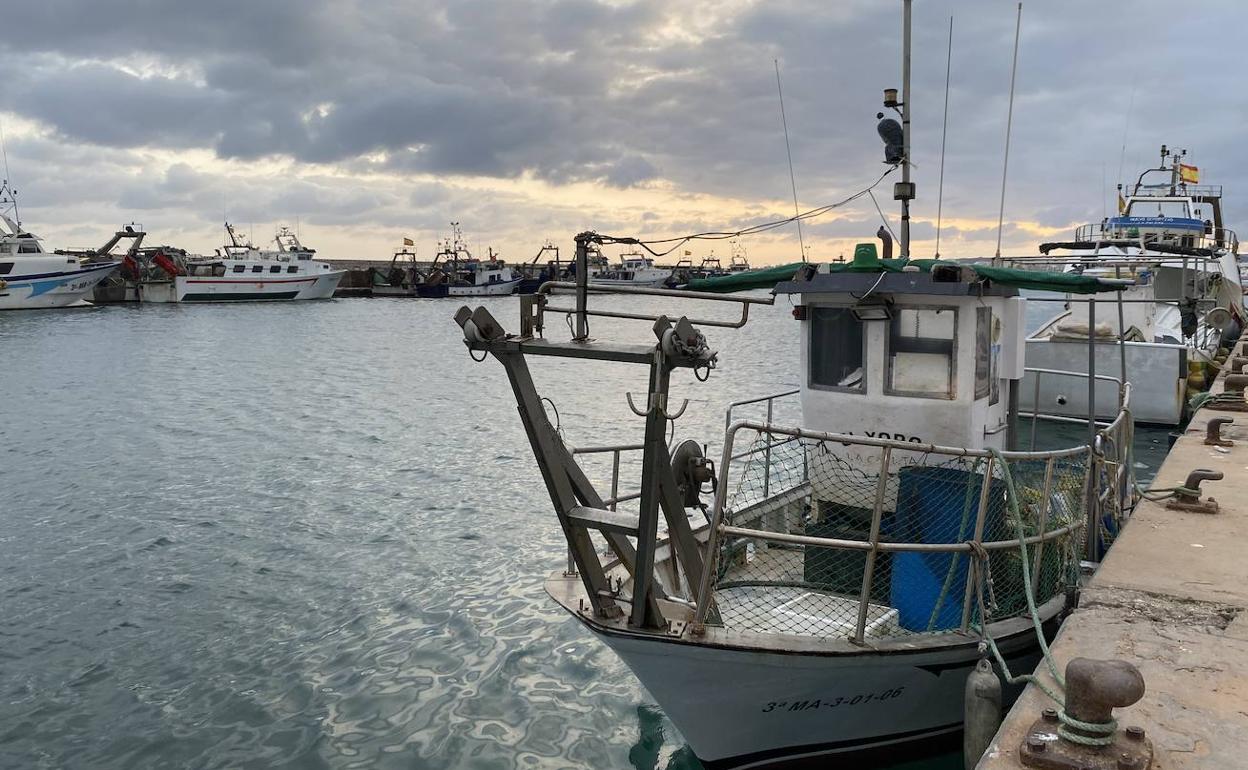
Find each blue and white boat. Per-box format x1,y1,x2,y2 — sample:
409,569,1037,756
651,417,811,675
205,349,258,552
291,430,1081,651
0,183,118,311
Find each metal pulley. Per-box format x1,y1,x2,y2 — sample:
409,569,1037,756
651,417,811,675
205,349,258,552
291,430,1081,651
671,439,715,509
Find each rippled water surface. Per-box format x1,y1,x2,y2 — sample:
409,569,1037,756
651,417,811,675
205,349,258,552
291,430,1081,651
1,294,1167,769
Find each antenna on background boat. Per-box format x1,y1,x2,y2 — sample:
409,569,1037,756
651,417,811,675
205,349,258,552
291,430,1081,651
0,115,18,224
993,2,1023,265
774,59,806,262
934,16,953,259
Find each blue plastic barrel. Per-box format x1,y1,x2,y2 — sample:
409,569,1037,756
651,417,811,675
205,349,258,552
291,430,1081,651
890,466,996,632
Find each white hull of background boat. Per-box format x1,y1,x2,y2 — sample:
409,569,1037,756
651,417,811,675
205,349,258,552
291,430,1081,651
0,261,118,310
574,607,1045,768
138,271,345,303
1021,336,1188,424
588,276,670,288
447,277,521,296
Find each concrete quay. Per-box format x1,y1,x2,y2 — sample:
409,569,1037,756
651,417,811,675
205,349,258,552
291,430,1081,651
978,355,1248,769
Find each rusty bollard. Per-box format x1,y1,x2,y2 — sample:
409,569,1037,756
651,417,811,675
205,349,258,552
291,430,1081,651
1205,417,1234,447
1020,658,1152,770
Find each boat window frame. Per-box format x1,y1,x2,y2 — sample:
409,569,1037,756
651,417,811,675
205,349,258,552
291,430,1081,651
808,304,869,395
232,264,246,273
269,265,282,274
286,265,298,273
884,304,958,400
975,306,992,400
251,265,263,273
0,261,11,275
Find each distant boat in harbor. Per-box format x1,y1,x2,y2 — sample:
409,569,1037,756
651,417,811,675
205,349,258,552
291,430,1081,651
0,182,118,311
416,224,520,297
590,250,672,287
136,223,344,303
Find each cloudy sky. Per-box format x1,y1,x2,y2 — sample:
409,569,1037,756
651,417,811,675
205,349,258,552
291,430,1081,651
1,0,1243,264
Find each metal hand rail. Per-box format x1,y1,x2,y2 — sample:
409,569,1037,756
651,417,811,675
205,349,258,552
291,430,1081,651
538,281,775,329
1022,368,1125,451
691,384,1134,639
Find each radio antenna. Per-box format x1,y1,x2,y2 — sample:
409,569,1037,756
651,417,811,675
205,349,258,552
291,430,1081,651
934,16,953,259
774,59,806,262
994,2,1023,264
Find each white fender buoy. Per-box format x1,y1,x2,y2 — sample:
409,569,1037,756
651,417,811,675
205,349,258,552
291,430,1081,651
963,657,1002,769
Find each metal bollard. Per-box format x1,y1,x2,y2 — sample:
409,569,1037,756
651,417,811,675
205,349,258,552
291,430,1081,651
1019,658,1152,770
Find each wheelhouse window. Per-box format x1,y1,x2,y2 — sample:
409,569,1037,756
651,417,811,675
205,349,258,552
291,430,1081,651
975,307,992,400
810,307,866,393
251,265,263,273
886,307,956,399
18,242,39,254
232,264,246,273
286,265,298,273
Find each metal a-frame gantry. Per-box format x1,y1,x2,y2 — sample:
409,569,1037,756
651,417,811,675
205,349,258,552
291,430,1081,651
453,232,766,630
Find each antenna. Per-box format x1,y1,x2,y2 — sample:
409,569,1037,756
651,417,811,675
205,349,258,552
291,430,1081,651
934,16,953,259
0,115,18,225
994,2,1023,264
774,59,806,262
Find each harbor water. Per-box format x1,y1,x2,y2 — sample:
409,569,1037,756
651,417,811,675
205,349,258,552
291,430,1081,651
1,294,1170,769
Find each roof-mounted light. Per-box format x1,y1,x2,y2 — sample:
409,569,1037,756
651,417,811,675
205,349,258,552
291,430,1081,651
851,302,892,322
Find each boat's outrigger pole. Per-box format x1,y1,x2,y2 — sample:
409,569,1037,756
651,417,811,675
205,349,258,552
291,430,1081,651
455,233,750,628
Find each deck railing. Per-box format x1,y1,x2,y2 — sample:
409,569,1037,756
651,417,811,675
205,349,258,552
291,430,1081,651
691,387,1134,644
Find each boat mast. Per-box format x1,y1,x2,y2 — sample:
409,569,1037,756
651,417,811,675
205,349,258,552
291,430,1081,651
899,0,912,258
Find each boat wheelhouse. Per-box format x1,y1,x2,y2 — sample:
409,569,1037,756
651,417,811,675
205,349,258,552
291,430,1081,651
453,236,1136,767
1016,147,1242,424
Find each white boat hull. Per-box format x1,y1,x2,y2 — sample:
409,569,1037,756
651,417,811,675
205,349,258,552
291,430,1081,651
0,262,118,310
1021,337,1187,424
585,616,1043,767
589,277,670,288
447,277,520,296
139,270,345,303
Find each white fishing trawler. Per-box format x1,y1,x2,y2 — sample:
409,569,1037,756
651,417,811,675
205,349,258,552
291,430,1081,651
0,182,118,311
456,235,1136,767
451,5,1145,763
1016,148,1242,424
591,250,672,287
137,223,344,303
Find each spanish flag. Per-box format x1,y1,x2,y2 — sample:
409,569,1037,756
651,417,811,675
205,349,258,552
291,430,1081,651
403,237,414,246
1117,193,1126,214
1180,164,1199,184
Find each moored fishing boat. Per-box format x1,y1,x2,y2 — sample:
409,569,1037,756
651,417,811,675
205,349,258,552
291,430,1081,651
590,250,672,288
416,224,520,298
0,182,118,310
1015,147,1242,425
136,223,344,302
454,237,1136,767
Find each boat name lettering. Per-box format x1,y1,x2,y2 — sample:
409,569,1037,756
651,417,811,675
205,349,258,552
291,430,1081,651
846,430,924,443
761,687,906,713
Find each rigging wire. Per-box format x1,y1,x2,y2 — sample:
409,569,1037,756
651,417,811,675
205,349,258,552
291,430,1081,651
934,16,953,259
774,59,806,262
593,166,898,258
993,2,1023,262
867,188,898,244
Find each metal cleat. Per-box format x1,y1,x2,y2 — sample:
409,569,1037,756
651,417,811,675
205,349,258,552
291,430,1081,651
1229,356,1248,375
1019,658,1151,770
1165,468,1223,514
1204,417,1234,447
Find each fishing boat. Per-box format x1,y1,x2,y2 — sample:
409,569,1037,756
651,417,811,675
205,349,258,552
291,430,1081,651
451,4,1144,763
590,250,672,287
0,182,118,310
729,241,751,273
371,246,422,297
416,224,521,298
1016,147,1242,425
454,236,1136,767
136,223,344,302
